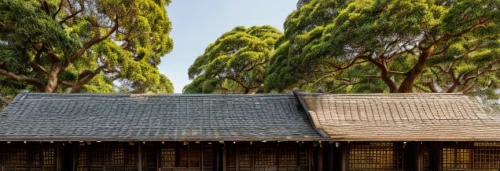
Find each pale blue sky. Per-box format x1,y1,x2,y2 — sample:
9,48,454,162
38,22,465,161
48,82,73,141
159,0,297,93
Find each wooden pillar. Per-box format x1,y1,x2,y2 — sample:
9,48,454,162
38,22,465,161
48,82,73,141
235,144,239,171
138,143,143,171
437,143,443,171
341,143,348,171
216,143,220,171
308,145,312,171
318,144,323,171
56,143,62,171
157,143,160,171
201,143,204,171
223,143,227,171
416,142,423,171
328,144,334,171
72,143,77,171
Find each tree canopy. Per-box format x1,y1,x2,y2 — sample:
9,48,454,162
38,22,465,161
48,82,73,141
265,0,500,94
184,26,283,94
0,0,174,94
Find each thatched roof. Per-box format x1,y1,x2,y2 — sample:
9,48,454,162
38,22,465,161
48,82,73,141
296,92,500,141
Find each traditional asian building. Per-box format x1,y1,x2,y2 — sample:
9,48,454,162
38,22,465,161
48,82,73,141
0,92,499,171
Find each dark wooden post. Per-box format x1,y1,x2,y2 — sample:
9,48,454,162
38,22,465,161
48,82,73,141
235,144,239,171
416,142,423,171
318,143,323,171
437,143,443,171
72,143,77,171
201,143,204,171
56,143,62,171
308,145,313,171
138,143,143,171
341,143,348,171
216,143,220,171
223,143,227,171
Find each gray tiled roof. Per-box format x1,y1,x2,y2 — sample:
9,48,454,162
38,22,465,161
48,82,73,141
296,93,500,141
0,92,325,142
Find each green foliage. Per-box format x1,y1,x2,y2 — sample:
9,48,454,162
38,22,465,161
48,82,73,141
0,0,174,94
184,26,283,94
266,0,500,94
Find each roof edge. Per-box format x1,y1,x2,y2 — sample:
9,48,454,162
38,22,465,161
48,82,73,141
293,91,330,138
11,91,29,103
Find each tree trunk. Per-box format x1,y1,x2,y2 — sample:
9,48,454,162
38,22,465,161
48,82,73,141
45,65,61,93
398,46,435,93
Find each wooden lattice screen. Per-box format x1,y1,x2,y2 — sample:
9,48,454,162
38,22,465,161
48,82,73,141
0,142,56,171
76,142,138,171
226,142,309,171
159,142,210,170
443,142,500,170
348,142,405,171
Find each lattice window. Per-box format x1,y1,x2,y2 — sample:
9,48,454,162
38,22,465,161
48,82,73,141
31,147,41,166
226,144,237,167
299,147,308,167
90,145,104,166
125,145,137,165
161,148,176,167
349,142,401,170
42,147,55,165
422,146,430,171
442,143,472,170
5,147,27,165
189,144,201,167
178,144,189,167
110,146,124,165
239,145,252,167
203,144,214,168
78,148,88,166
473,142,500,169
279,145,297,167
160,142,202,168
254,145,276,167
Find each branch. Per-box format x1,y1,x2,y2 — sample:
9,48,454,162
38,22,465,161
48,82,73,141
0,95,10,104
66,18,120,64
428,18,490,48
387,70,406,75
30,62,48,74
32,44,60,62
366,56,398,93
70,62,108,93
0,68,45,91
323,55,368,70
59,9,83,24
52,0,64,19
59,81,75,87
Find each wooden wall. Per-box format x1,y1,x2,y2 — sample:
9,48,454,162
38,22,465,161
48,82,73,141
0,142,60,171
2,141,500,171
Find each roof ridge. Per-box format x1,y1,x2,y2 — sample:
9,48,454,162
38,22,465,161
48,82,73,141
296,92,464,96
24,93,294,97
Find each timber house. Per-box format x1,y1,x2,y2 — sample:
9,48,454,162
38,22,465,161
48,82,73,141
0,92,500,171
